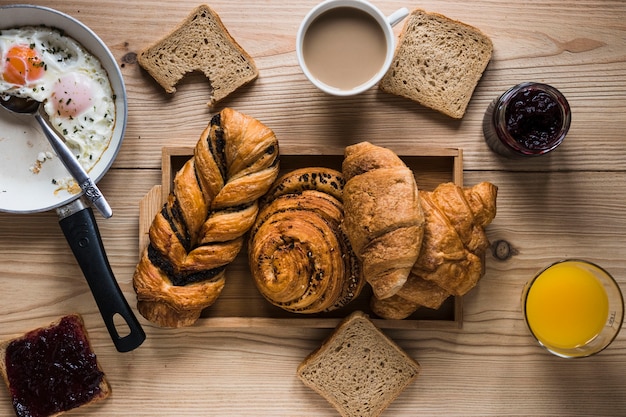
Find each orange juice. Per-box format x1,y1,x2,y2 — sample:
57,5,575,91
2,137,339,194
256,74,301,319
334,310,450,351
525,262,609,350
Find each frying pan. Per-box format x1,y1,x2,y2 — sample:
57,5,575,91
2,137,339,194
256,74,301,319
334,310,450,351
0,5,145,352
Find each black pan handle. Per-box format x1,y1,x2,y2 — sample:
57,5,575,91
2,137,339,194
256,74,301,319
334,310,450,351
58,203,145,352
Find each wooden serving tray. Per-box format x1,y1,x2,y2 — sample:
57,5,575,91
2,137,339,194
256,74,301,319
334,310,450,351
139,144,464,329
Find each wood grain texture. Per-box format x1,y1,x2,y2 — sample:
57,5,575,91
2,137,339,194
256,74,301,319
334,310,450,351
0,0,625,416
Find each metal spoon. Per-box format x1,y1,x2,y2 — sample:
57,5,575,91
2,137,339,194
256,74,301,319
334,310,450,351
0,95,112,218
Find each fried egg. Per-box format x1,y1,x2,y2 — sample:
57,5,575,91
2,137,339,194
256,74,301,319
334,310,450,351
0,26,115,172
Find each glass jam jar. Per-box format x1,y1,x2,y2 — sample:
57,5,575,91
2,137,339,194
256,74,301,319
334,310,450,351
483,82,571,158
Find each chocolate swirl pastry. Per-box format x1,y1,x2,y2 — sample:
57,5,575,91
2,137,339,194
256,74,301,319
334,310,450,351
133,108,279,327
248,168,364,314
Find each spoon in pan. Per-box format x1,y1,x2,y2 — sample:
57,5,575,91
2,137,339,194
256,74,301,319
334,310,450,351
0,94,112,218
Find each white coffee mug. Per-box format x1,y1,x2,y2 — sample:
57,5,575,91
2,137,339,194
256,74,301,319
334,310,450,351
296,0,408,96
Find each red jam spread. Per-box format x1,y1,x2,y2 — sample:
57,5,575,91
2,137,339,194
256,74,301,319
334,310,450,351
505,88,563,150
4,315,105,417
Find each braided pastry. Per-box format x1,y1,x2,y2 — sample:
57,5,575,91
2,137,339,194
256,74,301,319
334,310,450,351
133,108,279,327
371,182,497,320
341,142,425,300
248,168,364,314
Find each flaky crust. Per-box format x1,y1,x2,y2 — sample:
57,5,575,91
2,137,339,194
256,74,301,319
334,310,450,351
133,108,279,327
372,181,497,320
248,168,364,314
342,142,425,300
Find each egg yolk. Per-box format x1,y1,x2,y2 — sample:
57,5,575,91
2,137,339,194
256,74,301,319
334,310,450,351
51,73,94,118
2,44,46,85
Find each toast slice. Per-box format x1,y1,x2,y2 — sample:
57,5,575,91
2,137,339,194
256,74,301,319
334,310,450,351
138,4,258,106
380,9,493,119
0,314,110,417
297,311,420,417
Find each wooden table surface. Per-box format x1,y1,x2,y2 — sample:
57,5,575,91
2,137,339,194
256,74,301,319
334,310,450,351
1,1,625,416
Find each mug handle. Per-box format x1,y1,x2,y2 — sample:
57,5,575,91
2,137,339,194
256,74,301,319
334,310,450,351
387,7,409,27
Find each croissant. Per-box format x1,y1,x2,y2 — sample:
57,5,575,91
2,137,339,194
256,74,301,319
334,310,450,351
248,167,364,314
371,181,497,320
341,142,425,300
133,108,279,327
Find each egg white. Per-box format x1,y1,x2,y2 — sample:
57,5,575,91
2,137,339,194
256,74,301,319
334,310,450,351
0,26,115,173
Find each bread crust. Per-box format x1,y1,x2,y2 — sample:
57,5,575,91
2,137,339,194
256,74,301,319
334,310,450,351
380,8,493,118
297,311,420,417
138,4,258,105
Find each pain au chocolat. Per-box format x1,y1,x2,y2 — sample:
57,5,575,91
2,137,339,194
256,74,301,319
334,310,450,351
133,108,279,327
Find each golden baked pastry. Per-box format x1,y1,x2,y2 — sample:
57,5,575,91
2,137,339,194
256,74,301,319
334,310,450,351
341,142,425,300
133,108,279,327
248,168,364,314
372,181,497,319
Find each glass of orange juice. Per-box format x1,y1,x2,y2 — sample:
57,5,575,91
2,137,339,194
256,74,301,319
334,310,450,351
522,259,624,358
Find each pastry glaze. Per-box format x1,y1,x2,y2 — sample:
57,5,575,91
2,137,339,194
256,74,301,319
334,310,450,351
133,108,279,327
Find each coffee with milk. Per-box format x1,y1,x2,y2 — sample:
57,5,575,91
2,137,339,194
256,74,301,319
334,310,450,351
302,7,387,91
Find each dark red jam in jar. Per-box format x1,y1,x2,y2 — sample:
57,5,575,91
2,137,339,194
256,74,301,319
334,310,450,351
483,82,571,157
4,315,106,417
